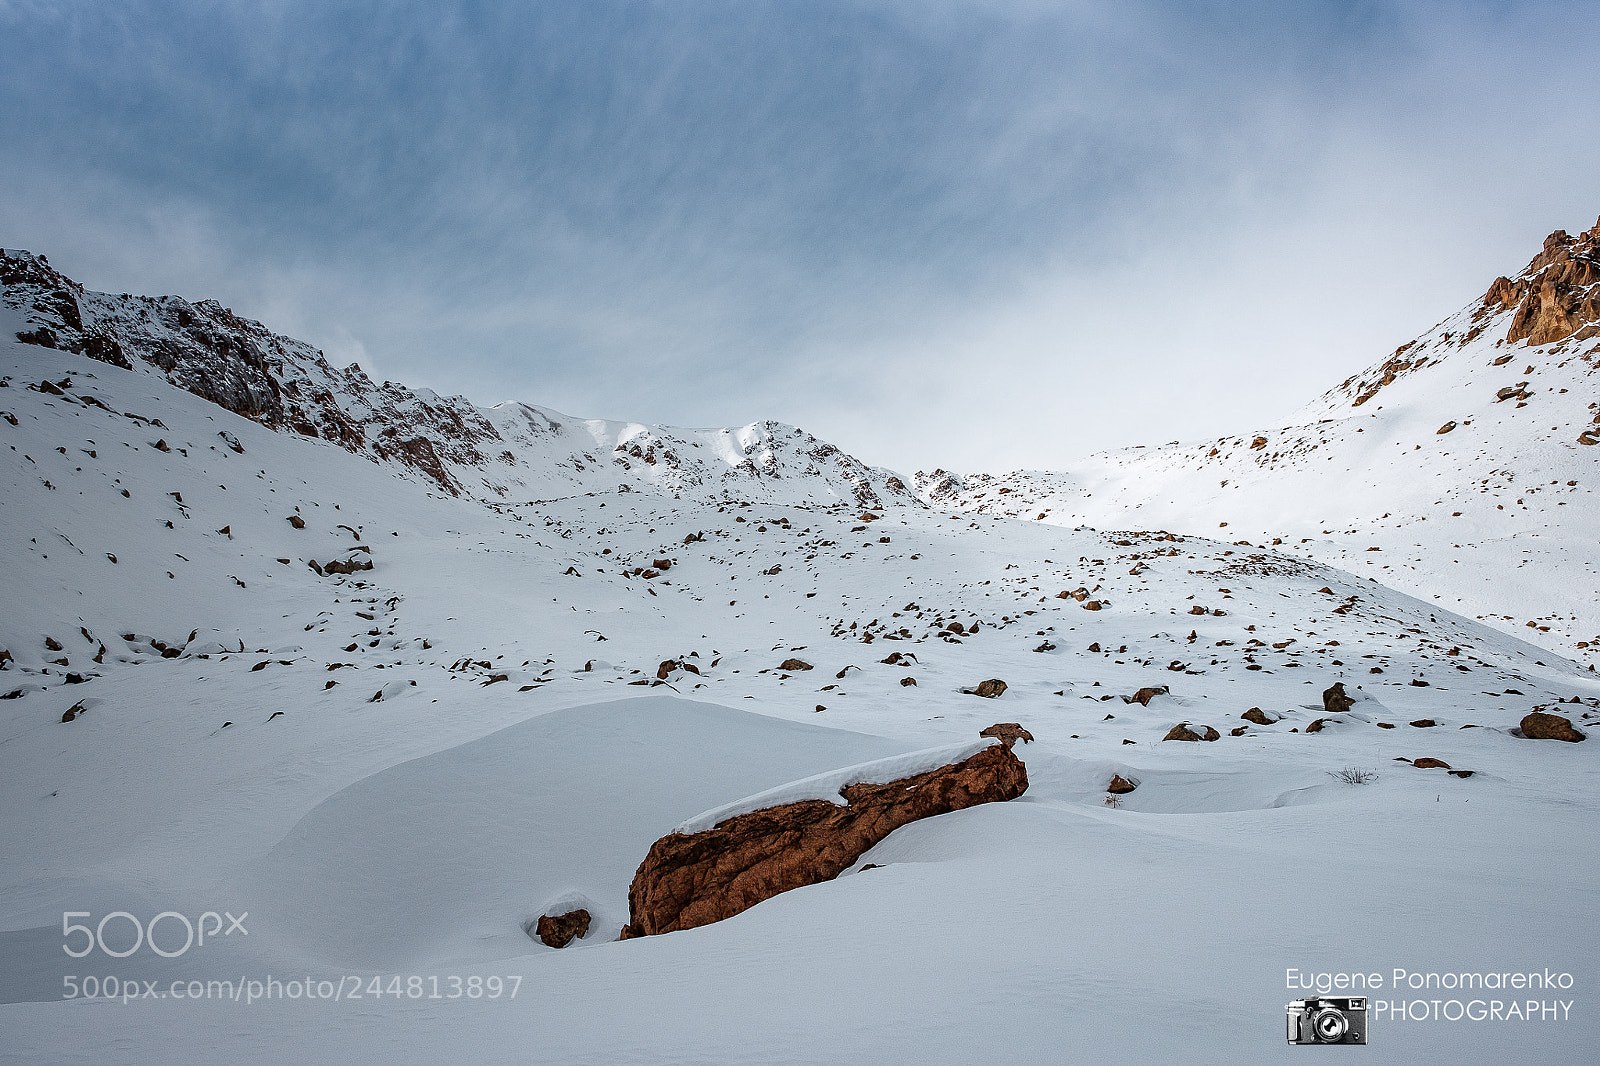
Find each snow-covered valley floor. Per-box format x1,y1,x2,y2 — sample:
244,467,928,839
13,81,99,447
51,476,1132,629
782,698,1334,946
3,332,1598,1062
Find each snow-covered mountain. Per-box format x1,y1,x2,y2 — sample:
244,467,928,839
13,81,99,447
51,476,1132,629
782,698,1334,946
2,228,1598,1064
1,248,918,511
920,217,1600,663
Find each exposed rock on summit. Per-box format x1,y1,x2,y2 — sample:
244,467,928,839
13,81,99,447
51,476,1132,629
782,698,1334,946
1481,218,1600,347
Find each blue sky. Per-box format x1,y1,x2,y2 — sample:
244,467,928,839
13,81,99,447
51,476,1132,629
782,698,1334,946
3,0,1597,472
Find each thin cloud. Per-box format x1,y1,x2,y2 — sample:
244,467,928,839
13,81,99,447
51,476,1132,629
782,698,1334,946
2,0,1596,473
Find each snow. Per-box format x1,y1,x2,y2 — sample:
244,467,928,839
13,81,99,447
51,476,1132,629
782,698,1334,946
2,253,1598,1063
673,738,998,834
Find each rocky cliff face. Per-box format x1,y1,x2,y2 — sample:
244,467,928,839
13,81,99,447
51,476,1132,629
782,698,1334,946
621,739,1028,938
1482,218,1600,347
1,248,920,508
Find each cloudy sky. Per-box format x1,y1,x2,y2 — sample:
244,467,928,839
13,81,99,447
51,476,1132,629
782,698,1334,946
3,0,1597,474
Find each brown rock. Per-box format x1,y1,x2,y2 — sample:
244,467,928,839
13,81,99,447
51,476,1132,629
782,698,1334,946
1436,421,1457,434
1230,726,1248,736
61,701,86,723
1487,222,1600,346
1305,718,1327,733
287,514,305,529
1163,722,1219,742
779,658,813,672
900,676,917,687
1241,708,1275,725
535,909,591,948
1410,719,1437,728
657,659,678,680
1412,757,1451,770
1520,711,1586,742
1126,686,1169,706
318,556,373,576
1322,682,1354,714
1082,600,1103,611
1107,774,1138,794
972,678,1008,698
620,743,1028,938
979,722,1033,749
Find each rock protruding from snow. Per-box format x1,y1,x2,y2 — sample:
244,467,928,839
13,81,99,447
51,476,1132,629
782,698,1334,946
534,909,592,948
621,740,1028,938
979,722,1034,749
1519,711,1586,743
1163,722,1220,742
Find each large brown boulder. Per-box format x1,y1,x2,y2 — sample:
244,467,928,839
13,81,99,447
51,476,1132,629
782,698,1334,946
972,678,1008,698
621,743,1028,938
1322,683,1354,715
535,909,591,948
1520,711,1586,742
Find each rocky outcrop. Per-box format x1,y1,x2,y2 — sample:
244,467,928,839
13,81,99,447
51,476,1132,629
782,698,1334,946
1480,218,1600,347
1322,683,1354,715
1520,711,1586,742
1106,774,1138,794
620,738,1028,938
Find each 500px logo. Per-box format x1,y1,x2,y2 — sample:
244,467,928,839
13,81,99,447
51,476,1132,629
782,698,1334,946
62,910,247,958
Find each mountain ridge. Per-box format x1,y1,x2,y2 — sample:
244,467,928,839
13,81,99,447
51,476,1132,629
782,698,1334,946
1,247,918,512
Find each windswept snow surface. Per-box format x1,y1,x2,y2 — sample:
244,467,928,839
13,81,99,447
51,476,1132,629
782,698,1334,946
2,273,1598,1062
674,738,998,834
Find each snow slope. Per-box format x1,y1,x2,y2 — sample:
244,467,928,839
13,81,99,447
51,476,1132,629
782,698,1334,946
920,219,1600,663
2,237,1598,1063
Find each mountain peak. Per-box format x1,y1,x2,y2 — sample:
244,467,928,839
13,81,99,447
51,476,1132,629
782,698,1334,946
1,249,919,510
1480,215,1600,347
